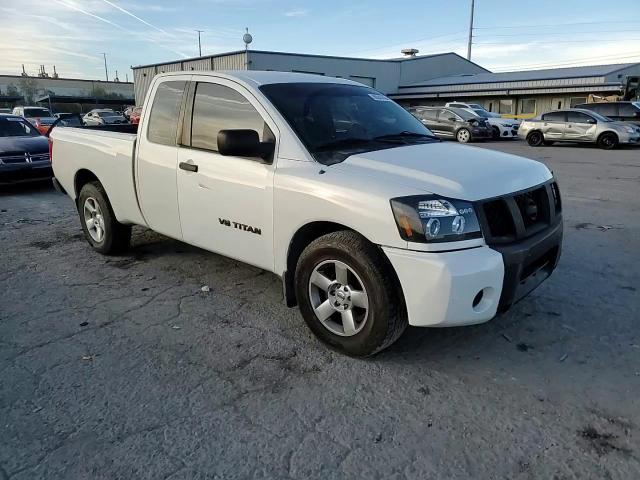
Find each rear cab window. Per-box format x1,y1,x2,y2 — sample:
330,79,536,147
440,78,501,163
147,81,187,146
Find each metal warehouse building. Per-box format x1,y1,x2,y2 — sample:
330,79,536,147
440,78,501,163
132,50,640,118
389,63,640,117
131,49,488,104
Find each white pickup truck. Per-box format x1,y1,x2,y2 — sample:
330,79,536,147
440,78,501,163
51,71,563,356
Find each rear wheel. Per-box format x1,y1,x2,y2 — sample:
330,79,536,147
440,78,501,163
527,131,544,146
78,181,131,254
597,132,619,150
456,128,471,143
294,231,407,357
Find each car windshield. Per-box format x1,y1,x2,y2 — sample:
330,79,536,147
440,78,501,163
473,109,500,118
23,108,52,118
259,82,437,165
96,111,117,118
468,104,484,110
0,117,40,137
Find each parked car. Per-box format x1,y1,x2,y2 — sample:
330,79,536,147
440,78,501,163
463,109,520,139
518,109,640,149
445,102,488,112
12,106,57,135
409,106,492,143
51,71,562,356
83,109,128,126
574,101,640,125
123,106,135,120
129,106,142,125
0,114,52,184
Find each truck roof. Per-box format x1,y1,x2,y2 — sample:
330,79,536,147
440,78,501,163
155,70,362,88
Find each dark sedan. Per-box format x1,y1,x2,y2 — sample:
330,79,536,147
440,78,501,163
0,114,52,184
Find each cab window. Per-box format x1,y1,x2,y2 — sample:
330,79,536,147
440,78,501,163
190,82,271,152
147,81,186,146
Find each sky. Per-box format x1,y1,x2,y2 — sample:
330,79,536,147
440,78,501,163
2,0,640,81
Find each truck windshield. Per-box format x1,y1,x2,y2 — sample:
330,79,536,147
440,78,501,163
260,82,437,165
0,117,40,137
23,108,52,118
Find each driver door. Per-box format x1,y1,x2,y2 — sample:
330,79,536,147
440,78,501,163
176,78,278,271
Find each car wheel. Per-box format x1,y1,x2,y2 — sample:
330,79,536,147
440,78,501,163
294,231,408,357
527,131,544,146
492,126,501,139
78,181,131,255
456,128,471,143
597,132,619,150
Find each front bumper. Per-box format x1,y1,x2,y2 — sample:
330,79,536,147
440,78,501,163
470,128,492,140
0,162,53,184
383,220,562,327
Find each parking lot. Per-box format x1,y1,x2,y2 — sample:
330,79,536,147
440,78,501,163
1,140,639,479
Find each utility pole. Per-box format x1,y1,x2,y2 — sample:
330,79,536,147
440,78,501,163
195,30,203,57
467,0,475,60
101,53,108,81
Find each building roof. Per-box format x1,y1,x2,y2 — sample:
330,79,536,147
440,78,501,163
399,63,638,88
133,49,489,71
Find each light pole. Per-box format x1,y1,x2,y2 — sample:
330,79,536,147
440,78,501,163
467,0,475,60
101,53,109,81
195,30,203,57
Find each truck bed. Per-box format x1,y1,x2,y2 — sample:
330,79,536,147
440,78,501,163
50,127,146,226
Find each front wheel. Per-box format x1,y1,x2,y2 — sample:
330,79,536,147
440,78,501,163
492,126,501,139
597,132,619,150
78,181,131,254
294,231,407,357
456,128,471,143
527,131,544,146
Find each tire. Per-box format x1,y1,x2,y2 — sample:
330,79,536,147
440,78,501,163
491,126,501,139
527,131,544,146
294,231,407,357
456,128,471,143
597,132,619,150
78,181,131,254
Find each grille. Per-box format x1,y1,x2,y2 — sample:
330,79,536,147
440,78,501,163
478,181,561,245
0,152,50,164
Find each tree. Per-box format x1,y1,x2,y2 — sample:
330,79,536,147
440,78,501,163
17,77,38,104
6,83,20,97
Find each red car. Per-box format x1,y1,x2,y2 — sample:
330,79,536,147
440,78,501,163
130,106,142,125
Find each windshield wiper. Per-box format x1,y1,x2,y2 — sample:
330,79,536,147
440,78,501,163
373,131,439,142
312,137,381,152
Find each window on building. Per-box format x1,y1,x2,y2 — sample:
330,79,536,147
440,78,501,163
552,98,564,110
349,76,376,88
569,97,587,108
520,98,536,115
498,99,513,114
147,81,186,146
190,82,269,152
486,101,494,112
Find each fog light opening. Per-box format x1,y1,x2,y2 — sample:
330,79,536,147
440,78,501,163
472,290,484,309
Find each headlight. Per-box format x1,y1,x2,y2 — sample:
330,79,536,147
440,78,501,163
390,195,482,243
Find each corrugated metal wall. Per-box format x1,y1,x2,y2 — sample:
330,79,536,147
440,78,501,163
132,53,247,104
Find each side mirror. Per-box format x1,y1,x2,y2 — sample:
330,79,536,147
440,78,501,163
217,129,274,160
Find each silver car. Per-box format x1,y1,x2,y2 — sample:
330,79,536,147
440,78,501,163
83,109,128,126
519,109,640,150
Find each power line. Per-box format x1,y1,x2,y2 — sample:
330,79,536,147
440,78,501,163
475,19,640,30
490,53,640,72
476,38,640,45
474,29,640,38
348,30,467,56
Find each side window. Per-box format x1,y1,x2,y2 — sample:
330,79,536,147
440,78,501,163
419,109,437,120
567,111,594,124
618,103,638,117
191,82,269,152
542,111,566,122
147,81,186,146
594,103,617,117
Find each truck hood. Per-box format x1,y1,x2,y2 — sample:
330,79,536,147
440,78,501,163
0,135,48,155
336,142,552,201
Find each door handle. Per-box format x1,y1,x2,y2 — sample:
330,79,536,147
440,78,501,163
179,161,198,173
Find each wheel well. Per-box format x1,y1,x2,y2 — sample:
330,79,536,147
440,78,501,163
598,131,618,141
527,130,542,139
282,222,404,309
74,169,99,200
